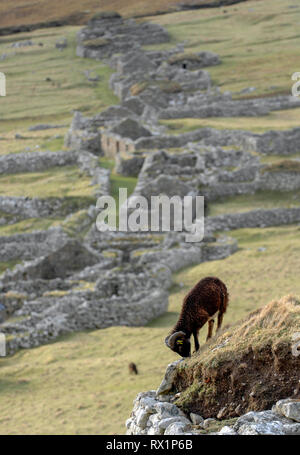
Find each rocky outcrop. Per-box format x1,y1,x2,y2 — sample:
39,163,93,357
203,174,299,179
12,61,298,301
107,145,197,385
126,390,194,435
127,296,300,435
126,390,300,435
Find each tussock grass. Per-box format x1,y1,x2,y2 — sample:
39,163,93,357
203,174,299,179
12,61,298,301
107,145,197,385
189,294,300,367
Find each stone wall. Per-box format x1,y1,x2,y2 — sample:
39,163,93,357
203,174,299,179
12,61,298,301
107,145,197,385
0,150,77,175
205,207,300,233
256,127,300,155
101,132,135,159
0,195,90,220
159,94,300,119
126,388,300,435
0,227,69,262
76,14,170,60
1,262,171,355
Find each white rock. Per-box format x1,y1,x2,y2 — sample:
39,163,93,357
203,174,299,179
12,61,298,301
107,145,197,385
218,426,237,435
154,401,185,419
125,418,132,429
159,416,191,431
165,421,192,435
136,409,150,429
282,423,300,434
275,399,300,422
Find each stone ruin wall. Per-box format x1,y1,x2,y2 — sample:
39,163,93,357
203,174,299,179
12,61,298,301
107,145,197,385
100,132,135,159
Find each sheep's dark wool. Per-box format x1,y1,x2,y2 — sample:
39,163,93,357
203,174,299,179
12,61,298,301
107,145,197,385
129,362,138,375
165,277,229,357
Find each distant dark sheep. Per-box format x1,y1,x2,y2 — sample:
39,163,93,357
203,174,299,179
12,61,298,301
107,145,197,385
165,277,229,358
129,362,138,375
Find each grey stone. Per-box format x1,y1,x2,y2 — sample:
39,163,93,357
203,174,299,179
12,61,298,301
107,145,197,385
218,426,237,435
158,416,191,431
115,155,145,177
164,421,192,435
76,14,169,60
190,412,204,426
203,418,217,429
135,408,150,429
110,118,152,141
156,361,182,396
274,399,300,422
0,150,77,175
122,97,145,116
28,124,66,131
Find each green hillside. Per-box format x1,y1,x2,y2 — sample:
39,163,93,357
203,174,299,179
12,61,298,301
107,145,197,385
0,0,299,434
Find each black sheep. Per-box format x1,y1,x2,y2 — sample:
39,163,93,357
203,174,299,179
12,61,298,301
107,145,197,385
128,362,138,375
165,277,229,357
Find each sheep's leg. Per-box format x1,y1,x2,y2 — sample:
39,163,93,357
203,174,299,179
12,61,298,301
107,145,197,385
193,331,200,352
217,311,224,332
206,319,214,341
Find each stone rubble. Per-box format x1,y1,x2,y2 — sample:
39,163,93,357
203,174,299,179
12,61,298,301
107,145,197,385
126,362,300,435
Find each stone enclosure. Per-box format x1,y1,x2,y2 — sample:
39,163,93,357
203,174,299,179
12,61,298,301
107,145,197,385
1,12,300,357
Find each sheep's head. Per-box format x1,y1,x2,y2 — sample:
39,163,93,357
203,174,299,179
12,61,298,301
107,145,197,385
165,331,191,358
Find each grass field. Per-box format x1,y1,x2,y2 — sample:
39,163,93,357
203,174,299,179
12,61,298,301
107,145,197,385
0,0,254,28
160,108,300,134
148,0,300,96
1,224,300,434
0,166,94,198
0,0,299,435
0,26,118,137
209,189,300,216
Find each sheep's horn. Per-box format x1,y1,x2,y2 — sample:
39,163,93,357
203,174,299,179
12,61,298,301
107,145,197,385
165,336,170,347
167,331,186,349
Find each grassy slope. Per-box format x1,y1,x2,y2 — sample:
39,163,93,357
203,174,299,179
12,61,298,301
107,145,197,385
0,0,299,435
1,224,300,434
209,189,300,216
0,27,119,234
173,295,300,418
160,109,300,134
0,166,94,198
0,26,118,135
147,0,300,119
0,0,254,28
